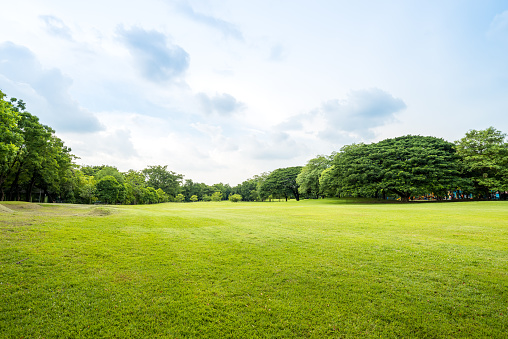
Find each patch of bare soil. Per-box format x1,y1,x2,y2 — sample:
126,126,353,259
1,202,42,211
89,207,113,216
0,204,14,213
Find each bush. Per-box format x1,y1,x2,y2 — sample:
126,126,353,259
229,194,242,202
211,192,222,201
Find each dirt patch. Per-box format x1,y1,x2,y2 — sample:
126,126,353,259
89,207,113,216
0,204,14,213
1,202,42,211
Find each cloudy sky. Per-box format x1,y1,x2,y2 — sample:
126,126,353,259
1,1,507,185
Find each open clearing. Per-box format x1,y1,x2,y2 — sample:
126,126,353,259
1,199,507,338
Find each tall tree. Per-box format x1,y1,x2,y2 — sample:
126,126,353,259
95,175,121,204
124,169,146,204
332,136,464,202
260,166,302,201
95,166,125,184
142,165,183,198
455,127,508,196
296,154,333,198
0,92,23,200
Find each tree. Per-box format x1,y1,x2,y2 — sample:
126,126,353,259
142,165,183,198
319,165,339,197
296,154,333,198
212,183,231,200
175,193,185,202
182,179,211,201
124,170,147,204
455,127,508,196
78,172,96,204
95,175,121,204
95,166,125,184
260,166,302,201
2,107,75,202
190,195,198,202
332,136,464,202
0,91,23,200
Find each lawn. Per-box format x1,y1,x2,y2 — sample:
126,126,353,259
1,199,507,338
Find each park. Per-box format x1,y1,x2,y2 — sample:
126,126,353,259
1,198,507,337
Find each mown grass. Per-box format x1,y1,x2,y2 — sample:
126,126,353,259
1,199,507,338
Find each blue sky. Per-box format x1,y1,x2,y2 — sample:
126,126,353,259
1,0,507,185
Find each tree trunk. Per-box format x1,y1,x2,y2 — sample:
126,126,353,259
400,194,410,203
26,170,37,202
9,163,23,201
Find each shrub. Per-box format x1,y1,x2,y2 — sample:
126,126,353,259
229,194,242,202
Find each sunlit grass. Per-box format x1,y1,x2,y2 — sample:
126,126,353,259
1,199,507,337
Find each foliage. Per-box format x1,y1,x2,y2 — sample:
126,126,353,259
211,191,222,201
228,193,242,202
77,172,96,204
455,127,508,194
296,154,333,198
0,95,75,202
319,165,338,197
0,91,23,200
330,136,464,202
190,195,198,202
156,188,169,203
182,179,215,201
123,169,146,204
260,166,302,201
175,193,185,202
232,172,270,201
142,186,158,204
95,175,121,204
142,165,183,197
95,166,125,184
212,182,232,200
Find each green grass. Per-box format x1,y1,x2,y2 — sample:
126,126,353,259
1,199,507,338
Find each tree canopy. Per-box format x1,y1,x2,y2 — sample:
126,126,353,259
331,135,464,202
296,154,333,198
455,127,508,195
260,166,302,201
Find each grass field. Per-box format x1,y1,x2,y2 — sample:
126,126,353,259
1,199,507,338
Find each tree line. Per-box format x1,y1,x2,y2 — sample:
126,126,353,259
1,91,507,204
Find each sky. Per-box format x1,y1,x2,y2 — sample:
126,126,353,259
1,0,508,185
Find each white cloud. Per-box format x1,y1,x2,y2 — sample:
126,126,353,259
39,15,73,40
117,26,190,83
0,42,103,132
197,92,245,116
176,0,243,40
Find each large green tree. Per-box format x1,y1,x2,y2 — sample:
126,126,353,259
455,127,508,196
296,154,333,198
2,102,75,202
0,92,23,200
95,175,121,204
260,166,302,201
142,165,183,198
332,136,464,202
